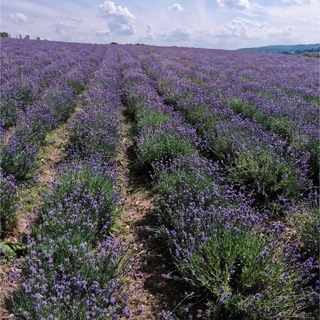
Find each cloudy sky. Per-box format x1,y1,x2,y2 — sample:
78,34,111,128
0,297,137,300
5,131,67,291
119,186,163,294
1,0,319,49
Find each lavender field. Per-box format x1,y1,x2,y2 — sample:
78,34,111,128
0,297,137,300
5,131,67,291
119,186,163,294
0,38,319,319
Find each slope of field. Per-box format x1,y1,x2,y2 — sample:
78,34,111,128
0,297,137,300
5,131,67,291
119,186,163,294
0,38,319,320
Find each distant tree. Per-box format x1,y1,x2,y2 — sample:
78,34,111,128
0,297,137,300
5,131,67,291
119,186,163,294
19,34,22,39
0,32,10,38
24,35,30,40
36,36,40,40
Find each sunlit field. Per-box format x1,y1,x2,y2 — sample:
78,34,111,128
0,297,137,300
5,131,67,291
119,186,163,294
1,38,319,319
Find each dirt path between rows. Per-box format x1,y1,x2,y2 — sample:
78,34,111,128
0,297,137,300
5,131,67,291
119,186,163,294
115,120,183,319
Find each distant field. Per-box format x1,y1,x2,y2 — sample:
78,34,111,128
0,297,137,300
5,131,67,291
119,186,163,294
1,38,319,319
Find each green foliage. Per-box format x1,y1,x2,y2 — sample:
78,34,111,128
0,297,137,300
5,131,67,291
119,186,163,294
229,99,256,119
0,142,37,181
303,52,320,58
188,75,204,85
122,91,150,120
39,165,118,241
153,159,215,199
291,134,319,186
264,117,294,140
300,206,320,260
0,178,17,237
0,241,27,260
0,32,10,38
66,80,85,94
302,95,320,106
229,99,295,140
186,228,304,319
287,204,320,261
186,104,222,136
122,98,138,120
137,131,198,167
229,147,304,200
307,137,320,185
136,110,171,130
0,102,19,128
210,132,234,158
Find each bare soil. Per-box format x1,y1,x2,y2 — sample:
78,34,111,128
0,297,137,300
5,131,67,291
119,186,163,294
115,126,183,319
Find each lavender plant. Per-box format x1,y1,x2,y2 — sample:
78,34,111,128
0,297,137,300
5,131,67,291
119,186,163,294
152,155,317,319
42,84,76,123
14,151,128,319
1,133,39,180
286,202,320,262
0,171,18,237
15,238,128,319
40,163,119,239
136,123,199,168
68,92,121,162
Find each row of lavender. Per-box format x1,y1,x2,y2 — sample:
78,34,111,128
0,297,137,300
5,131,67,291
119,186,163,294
0,39,106,237
138,47,319,187
0,39,107,130
120,46,319,318
134,47,318,212
12,47,132,319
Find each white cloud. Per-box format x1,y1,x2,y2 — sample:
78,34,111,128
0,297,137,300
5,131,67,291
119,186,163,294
9,12,28,23
160,25,192,42
271,26,301,39
217,0,250,10
169,3,184,12
282,0,317,4
1,0,319,49
52,21,77,36
138,24,154,43
58,16,83,23
98,1,136,35
214,19,301,46
140,24,154,41
215,19,264,38
96,30,111,37
299,16,320,26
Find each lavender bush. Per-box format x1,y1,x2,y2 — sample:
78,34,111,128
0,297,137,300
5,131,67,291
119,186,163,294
68,91,121,162
13,91,129,318
14,164,128,319
119,51,200,168
1,133,39,180
152,156,318,319
0,171,18,237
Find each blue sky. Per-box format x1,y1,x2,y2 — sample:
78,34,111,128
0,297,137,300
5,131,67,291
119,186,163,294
1,0,319,49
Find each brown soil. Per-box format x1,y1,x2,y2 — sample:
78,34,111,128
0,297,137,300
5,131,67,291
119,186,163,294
118,188,184,320
115,126,183,319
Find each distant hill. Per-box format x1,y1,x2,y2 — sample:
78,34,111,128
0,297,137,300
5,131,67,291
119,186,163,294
238,44,320,54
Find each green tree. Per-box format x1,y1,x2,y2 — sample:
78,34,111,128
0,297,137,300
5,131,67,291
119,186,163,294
0,32,10,38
